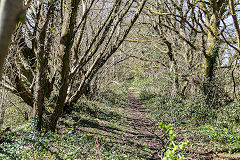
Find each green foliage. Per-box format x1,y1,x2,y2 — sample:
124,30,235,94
0,85,151,159
98,82,129,105
129,66,176,100
159,122,188,160
142,88,240,156
19,13,27,24
195,102,240,151
132,74,153,87
216,102,240,128
130,66,154,88
1,95,29,130
139,89,157,101
2,70,240,159
141,93,222,126
0,125,143,159
75,97,123,122
198,125,240,147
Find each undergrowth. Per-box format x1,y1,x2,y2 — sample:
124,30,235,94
0,124,144,159
1,76,240,159
0,83,150,159
140,91,240,156
129,72,240,158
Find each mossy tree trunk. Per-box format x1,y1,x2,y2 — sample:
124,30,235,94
202,0,227,104
45,0,80,132
33,3,55,131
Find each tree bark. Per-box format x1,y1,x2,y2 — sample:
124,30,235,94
229,0,240,50
0,0,23,80
202,0,226,103
45,0,80,132
229,0,240,99
33,3,54,131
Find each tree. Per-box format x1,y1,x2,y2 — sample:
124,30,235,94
0,0,23,80
3,0,147,131
114,0,239,106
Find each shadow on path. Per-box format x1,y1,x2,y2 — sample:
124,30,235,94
123,90,167,159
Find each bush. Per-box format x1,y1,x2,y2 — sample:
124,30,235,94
159,122,188,160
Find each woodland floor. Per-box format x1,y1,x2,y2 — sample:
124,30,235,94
70,90,167,159
1,90,240,159
117,91,240,159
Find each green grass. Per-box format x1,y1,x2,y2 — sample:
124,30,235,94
2,79,240,159
0,83,150,160
140,92,240,157
0,125,144,159
197,124,240,152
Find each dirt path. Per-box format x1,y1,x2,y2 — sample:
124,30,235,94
123,90,167,159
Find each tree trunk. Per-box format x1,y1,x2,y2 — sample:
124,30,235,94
0,0,23,80
229,0,240,99
152,24,180,96
0,86,6,130
33,3,54,131
202,1,225,104
45,0,80,132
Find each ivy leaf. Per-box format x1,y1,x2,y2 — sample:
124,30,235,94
19,13,27,23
